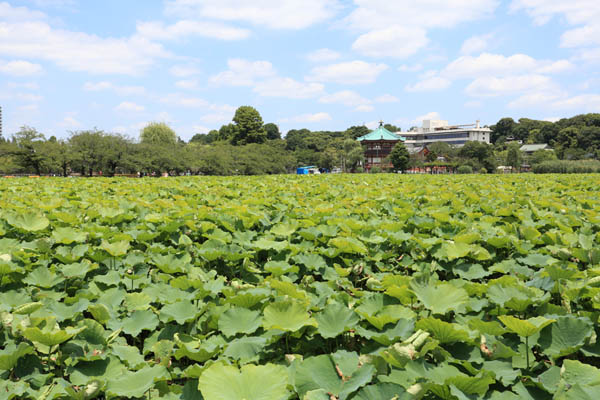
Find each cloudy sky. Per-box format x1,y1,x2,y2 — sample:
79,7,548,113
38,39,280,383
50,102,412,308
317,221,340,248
1,0,599,140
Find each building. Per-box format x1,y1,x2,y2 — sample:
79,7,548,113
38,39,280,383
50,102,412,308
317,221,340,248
356,122,405,171
520,144,551,155
296,166,320,175
403,119,491,148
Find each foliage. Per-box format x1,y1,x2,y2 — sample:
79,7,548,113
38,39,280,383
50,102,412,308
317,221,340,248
457,165,473,174
231,106,267,145
0,174,600,398
140,122,177,146
532,159,600,173
389,141,410,171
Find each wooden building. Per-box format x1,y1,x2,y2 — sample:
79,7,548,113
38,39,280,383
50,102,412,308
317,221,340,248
357,122,405,171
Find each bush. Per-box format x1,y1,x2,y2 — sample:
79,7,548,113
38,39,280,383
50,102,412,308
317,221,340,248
457,165,473,174
479,168,487,174
355,167,364,173
370,166,382,173
532,160,600,174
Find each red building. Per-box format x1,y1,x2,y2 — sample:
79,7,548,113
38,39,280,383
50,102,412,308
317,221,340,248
356,122,406,171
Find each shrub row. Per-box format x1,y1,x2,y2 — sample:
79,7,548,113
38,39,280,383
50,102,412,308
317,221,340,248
532,159,600,173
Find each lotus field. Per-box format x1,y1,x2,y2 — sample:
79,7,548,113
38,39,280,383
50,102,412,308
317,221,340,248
1,174,600,399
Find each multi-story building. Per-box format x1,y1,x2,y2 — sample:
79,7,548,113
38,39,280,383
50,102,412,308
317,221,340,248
403,119,491,148
356,122,406,171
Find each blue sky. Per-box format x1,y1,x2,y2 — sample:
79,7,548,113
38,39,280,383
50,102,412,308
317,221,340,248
1,0,599,141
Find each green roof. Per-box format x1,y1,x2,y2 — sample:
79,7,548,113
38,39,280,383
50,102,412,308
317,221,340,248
520,144,551,152
357,126,406,142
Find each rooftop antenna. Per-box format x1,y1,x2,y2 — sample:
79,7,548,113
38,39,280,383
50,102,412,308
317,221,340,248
379,119,384,127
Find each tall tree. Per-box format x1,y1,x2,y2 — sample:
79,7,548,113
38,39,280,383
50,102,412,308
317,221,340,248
231,106,267,145
11,126,48,175
389,141,410,172
140,122,177,146
264,123,281,140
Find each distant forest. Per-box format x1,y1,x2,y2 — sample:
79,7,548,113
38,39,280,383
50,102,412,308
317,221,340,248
0,107,599,176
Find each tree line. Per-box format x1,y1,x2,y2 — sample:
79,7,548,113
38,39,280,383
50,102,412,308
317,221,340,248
0,106,598,176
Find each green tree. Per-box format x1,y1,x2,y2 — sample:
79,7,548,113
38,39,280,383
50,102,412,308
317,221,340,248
231,106,267,145
69,130,108,176
11,126,48,175
389,141,410,172
506,144,521,169
531,149,557,165
140,122,177,146
345,125,370,140
491,118,516,143
264,123,281,140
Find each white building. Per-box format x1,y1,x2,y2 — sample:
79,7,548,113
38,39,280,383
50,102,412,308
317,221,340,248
402,120,491,148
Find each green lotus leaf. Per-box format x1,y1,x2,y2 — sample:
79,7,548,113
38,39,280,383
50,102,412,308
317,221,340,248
6,212,49,232
223,336,267,364
120,310,159,337
270,222,298,237
124,292,153,311
440,241,471,261
88,303,111,325
356,294,415,330
23,267,65,288
539,316,594,358
294,352,375,400
218,307,262,337
65,380,102,400
60,260,95,279
198,362,289,400
99,240,130,257
151,252,191,274
352,383,408,400
264,260,299,276
303,390,329,400
106,365,168,398
159,300,202,325
52,227,88,244
498,315,555,338
561,360,600,387
0,342,34,370
152,340,174,366
22,325,85,346
13,301,43,315
411,282,469,315
262,299,317,332
328,237,368,255
416,317,470,344
110,344,145,369
447,374,495,396
174,333,223,362
315,302,359,339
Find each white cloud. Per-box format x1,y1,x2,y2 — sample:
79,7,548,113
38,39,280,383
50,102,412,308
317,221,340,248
279,112,332,123
507,92,562,109
59,115,81,128
374,94,399,103
543,117,561,122
561,24,600,48
0,2,47,21
444,53,538,78
136,20,250,41
175,79,200,90
7,81,39,90
551,94,600,111
169,64,201,77
253,77,324,99
352,26,429,58
346,1,499,31
83,81,146,96
414,112,441,123
307,60,388,84
198,112,232,124
210,58,276,86
405,76,451,92
511,0,600,49
160,93,209,108
306,48,341,63
398,64,423,72
460,33,494,55
115,101,145,112
164,0,340,30
318,90,374,112
319,90,369,107
17,103,39,112
15,92,43,102
466,74,556,97
0,4,168,75
0,60,43,76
